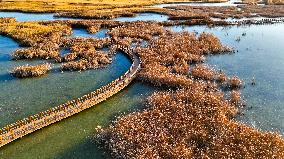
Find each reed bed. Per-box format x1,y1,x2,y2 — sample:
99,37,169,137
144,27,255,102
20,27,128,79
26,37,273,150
58,38,112,71
230,90,241,105
0,0,200,13
2,20,115,74
55,10,136,20
98,87,284,158
94,22,284,158
166,5,284,20
109,22,166,40
121,29,233,88
191,64,218,80
60,50,111,71
228,76,243,88
11,63,51,78
0,21,72,46
0,17,16,23
12,45,60,60
61,59,89,71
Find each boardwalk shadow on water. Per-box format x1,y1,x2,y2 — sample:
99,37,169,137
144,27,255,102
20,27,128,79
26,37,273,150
54,82,158,159
0,73,15,82
55,137,110,159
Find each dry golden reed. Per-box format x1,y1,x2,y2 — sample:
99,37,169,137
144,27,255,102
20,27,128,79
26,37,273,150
11,63,51,78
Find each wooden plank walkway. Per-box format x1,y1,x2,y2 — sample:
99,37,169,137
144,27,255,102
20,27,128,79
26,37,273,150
0,48,141,148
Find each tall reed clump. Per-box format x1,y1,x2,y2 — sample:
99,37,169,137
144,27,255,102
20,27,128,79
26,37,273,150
59,38,112,71
97,86,284,158
228,76,243,88
109,24,232,88
96,23,284,158
132,31,231,88
11,63,51,78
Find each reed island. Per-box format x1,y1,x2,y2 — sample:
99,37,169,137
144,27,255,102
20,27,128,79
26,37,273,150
0,0,284,158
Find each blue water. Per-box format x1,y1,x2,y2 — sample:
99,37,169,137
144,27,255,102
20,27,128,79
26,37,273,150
0,12,77,21
0,32,155,159
0,11,169,22
0,26,129,128
72,28,108,38
0,8,284,158
0,15,156,158
114,12,169,22
169,24,284,134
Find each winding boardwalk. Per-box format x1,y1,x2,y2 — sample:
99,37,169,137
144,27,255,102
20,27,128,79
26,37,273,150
0,48,141,148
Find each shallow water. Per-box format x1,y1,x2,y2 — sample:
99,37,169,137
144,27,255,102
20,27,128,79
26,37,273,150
114,12,169,22
0,7,284,158
0,12,78,21
0,36,132,128
169,23,284,134
72,28,108,38
0,12,156,158
0,26,156,159
0,81,155,159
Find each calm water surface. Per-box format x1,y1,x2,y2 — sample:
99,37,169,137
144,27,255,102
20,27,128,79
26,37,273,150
169,24,284,134
0,12,156,158
72,28,108,38
114,13,169,22
0,9,284,158
0,12,77,21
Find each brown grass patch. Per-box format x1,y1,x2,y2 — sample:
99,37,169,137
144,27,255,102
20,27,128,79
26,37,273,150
11,63,51,78
98,87,284,158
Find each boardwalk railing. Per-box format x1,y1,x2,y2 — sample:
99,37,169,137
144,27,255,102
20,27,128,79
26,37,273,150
0,48,141,147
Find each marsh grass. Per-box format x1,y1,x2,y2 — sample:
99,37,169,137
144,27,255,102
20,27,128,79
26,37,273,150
11,63,51,78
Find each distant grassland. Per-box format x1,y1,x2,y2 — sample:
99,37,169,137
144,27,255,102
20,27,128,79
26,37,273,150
0,0,226,13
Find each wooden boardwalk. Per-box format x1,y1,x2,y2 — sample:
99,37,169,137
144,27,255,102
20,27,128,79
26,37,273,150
0,48,141,148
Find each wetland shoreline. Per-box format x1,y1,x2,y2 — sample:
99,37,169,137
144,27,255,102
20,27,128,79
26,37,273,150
0,1,284,158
